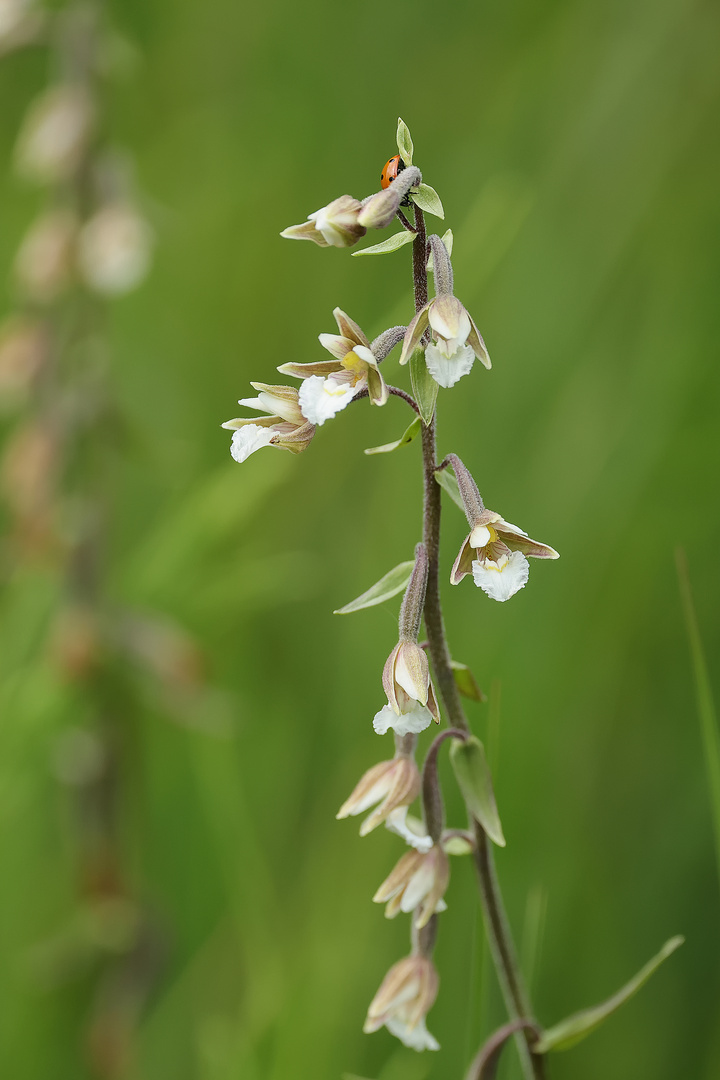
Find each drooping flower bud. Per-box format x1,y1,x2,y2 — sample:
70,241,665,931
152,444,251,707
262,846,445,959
373,844,449,929
78,204,153,296
363,954,440,1052
336,754,431,851
14,84,95,184
358,166,422,229
373,641,440,737
280,195,366,248
14,211,77,303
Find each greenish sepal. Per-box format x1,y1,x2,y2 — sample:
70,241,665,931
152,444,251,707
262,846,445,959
449,735,505,847
427,229,454,271
534,936,685,1053
352,231,415,257
443,835,474,856
333,561,415,615
396,117,414,166
409,348,439,426
434,467,464,510
411,183,444,219
364,416,422,455
450,660,486,703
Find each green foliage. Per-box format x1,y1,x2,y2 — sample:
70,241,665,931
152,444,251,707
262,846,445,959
0,1,718,1078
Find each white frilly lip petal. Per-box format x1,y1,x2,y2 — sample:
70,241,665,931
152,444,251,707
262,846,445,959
425,342,476,388
386,1017,440,1052
230,425,275,463
472,550,529,601
385,808,433,852
373,702,433,737
298,375,357,425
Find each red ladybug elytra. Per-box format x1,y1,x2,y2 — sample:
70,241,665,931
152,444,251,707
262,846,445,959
380,154,406,189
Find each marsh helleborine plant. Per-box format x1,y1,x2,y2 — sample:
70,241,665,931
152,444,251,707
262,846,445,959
223,119,682,1078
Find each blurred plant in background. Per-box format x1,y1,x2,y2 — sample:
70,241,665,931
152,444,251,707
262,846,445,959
1,2,718,1079
0,2,213,1075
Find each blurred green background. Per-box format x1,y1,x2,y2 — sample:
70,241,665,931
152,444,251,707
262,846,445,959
1,0,719,1078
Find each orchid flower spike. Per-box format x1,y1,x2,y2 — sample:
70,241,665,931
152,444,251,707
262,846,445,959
364,954,440,1052
280,195,366,248
222,382,315,462
278,308,387,426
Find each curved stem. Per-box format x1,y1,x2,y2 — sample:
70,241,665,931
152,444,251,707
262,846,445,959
411,205,546,1080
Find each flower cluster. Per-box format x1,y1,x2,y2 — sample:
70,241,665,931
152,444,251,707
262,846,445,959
223,118,561,1057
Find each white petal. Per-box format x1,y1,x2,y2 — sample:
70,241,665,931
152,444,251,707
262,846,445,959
349,774,394,816
434,898,448,913
400,863,435,912
472,550,529,601
425,342,475,389
298,375,357,425
386,1018,440,1052
373,700,432,737
385,808,433,852
230,425,274,463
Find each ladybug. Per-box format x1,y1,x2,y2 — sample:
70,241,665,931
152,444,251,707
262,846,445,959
380,154,412,206
380,154,406,189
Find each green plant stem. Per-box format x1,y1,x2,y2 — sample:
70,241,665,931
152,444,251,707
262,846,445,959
412,205,546,1080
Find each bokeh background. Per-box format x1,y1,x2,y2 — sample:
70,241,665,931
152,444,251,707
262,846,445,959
1,1,719,1078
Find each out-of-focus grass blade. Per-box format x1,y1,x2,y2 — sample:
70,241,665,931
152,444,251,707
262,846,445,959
675,547,720,888
534,936,684,1053
521,883,548,997
333,561,414,614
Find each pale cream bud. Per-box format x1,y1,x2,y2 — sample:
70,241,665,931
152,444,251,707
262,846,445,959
78,204,153,296
15,84,95,184
14,211,77,303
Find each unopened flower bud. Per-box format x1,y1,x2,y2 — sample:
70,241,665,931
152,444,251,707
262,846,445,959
0,0,43,53
359,166,422,229
373,844,449,929
364,954,440,1052
78,204,153,296
337,754,431,850
49,605,103,681
14,211,77,303
0,317,48,409
15,84,95,184
281,195,366,248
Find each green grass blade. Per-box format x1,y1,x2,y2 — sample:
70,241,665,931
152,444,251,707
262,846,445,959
675,546,720,889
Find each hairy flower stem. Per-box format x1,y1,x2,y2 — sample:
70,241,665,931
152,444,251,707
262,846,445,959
412,205,546,1080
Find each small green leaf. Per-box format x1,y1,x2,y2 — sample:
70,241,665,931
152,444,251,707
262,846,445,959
411,183,444,219
427,229,454,272
352,231,416,257
451,660,486,703
434,467,464,510
333,561,414,615
449,735,505,847
396,117,414,166
534,936,685,1053
409,349,439,426
364,416,422,456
